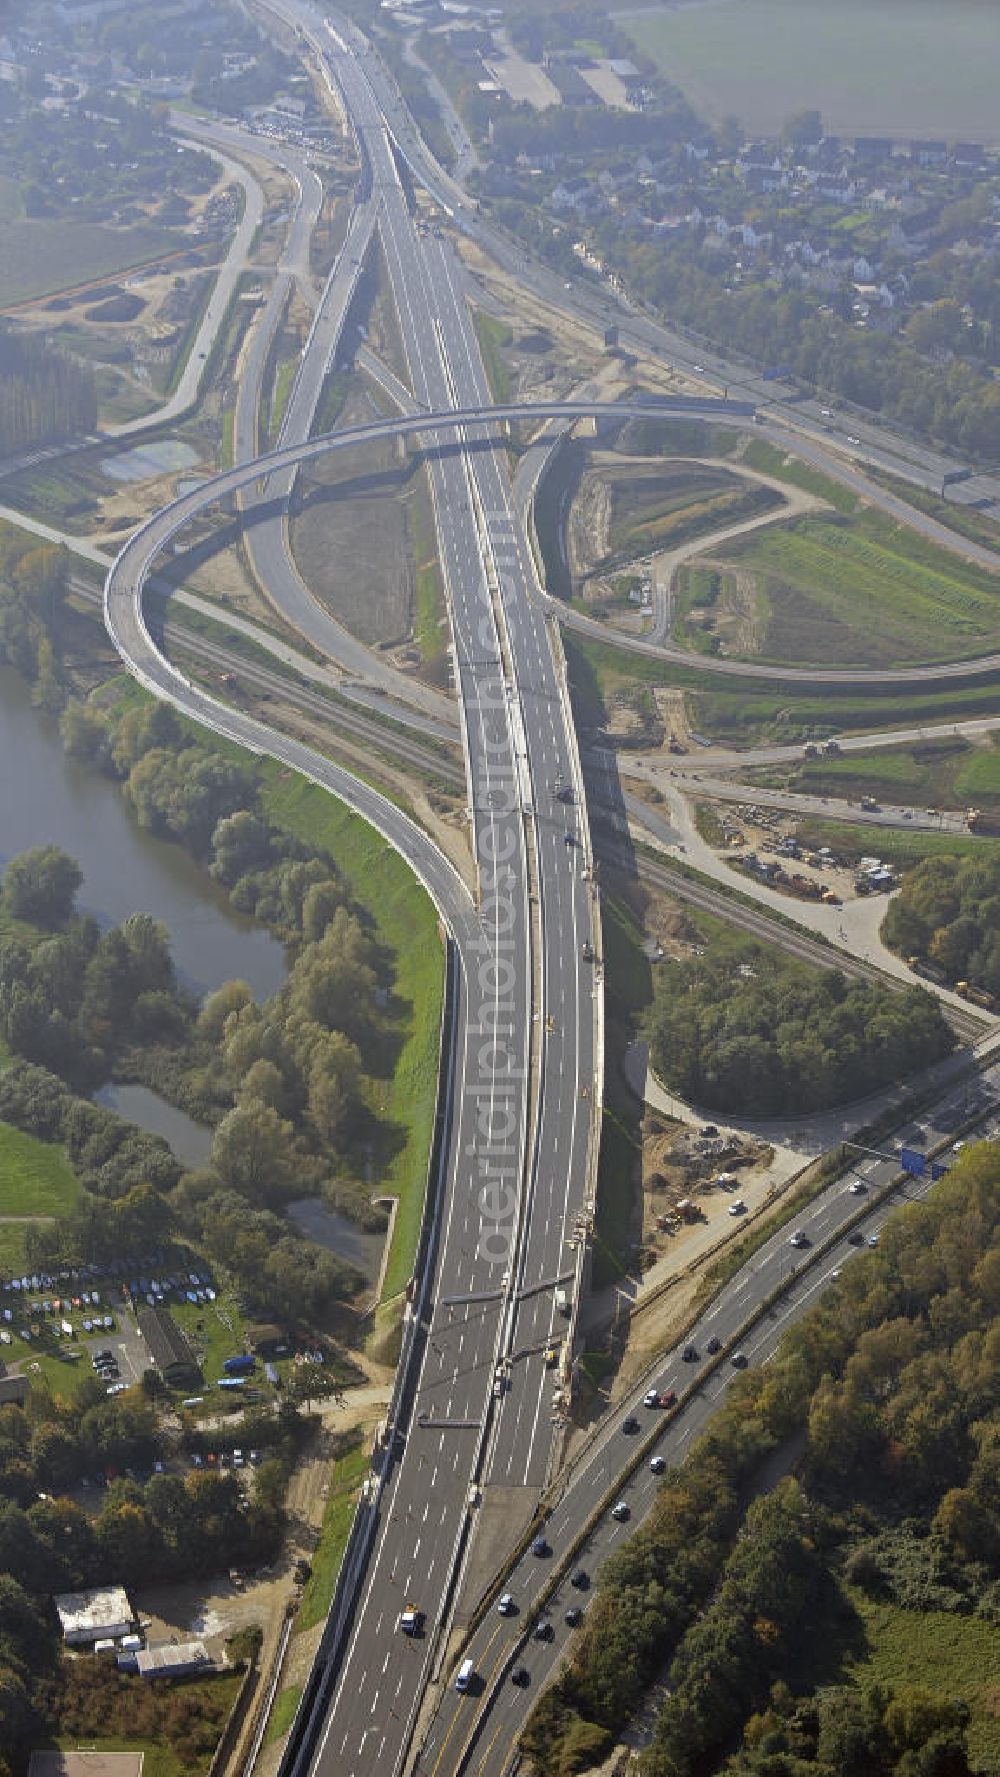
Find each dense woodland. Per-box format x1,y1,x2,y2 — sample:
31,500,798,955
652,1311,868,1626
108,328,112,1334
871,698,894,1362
882,854,1000,998
0,1374,319,1772
645,946,951,1115
526,1140,1000,1777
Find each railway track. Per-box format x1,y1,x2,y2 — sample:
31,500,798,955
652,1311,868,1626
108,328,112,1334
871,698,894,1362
625,846,987,1046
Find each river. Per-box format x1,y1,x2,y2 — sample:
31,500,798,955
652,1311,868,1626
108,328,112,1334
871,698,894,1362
0,664,285,1002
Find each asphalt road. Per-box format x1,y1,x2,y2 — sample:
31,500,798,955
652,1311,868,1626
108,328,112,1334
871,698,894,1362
98,13,1000,1776
419,1065,1000,1777
324,8,1000,521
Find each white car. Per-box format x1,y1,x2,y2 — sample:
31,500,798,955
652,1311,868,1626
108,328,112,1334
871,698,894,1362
727,1200,747,1217
498,1593,516,1616
848,1181,866,1195
789,1230,809,1249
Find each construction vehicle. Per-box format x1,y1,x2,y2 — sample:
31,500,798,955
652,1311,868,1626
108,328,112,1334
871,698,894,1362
956,980,997,1009
967,807,1000,835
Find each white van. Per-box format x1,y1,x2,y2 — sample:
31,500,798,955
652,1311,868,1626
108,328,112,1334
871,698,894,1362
455,1657,474,1693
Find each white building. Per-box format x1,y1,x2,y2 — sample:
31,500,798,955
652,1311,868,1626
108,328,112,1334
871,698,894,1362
54,1586,133,1646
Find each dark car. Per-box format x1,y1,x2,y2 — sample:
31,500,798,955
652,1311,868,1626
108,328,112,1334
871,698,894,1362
622,1415,639,1434
571,1568,589,1590
847,1231,864,1246
531,1535,550,1557
682,1345,698,1363
565,1607,583,1627
511,1666,530,1687
533,1619,554,1641
706,1335,722,1354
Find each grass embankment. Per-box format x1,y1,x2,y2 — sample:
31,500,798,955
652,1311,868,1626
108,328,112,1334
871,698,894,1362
563,628,1000,749
89,677,445,1307
268,354,299,445
472,310,514,405
753,733,1000,815
410,467,448,675
264,1683,304,1747
612,465,779,567
592,894,653,1286
296,1434,368,1632
704,504,1000,668
259,767,444,1303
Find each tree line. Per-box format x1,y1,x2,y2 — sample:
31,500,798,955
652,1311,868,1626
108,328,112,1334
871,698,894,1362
645,944,951,1116
0,683,417,1321
882,853,1000,999
0,329,97,459
0,529,69,712
525,1138,1000,1777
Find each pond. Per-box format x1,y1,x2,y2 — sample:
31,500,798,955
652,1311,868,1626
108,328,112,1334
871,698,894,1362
101,439,201,484
95,1083,214,1172
288,1197,387,1284
0,664,285,1003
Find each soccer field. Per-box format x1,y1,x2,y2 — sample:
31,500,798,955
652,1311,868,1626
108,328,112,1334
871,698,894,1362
619,0,1000,142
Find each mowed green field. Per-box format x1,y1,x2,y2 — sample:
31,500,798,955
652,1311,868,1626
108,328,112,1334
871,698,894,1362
709,510,1000,667
0,1121,81,1220
620,0,1000,142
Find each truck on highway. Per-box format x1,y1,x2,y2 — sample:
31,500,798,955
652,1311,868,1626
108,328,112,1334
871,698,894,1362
455,1657,474,1693
555,1286,570,1315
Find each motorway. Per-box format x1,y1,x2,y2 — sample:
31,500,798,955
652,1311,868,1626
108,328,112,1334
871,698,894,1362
323,12,1000,519
417,1061,1000,1777
254,14,601,1770
94,13,1000,1777
101,19,665,1777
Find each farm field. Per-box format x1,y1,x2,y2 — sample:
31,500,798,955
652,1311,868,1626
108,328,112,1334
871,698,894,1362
697,509,1000,667
619,0,1000,142
0,217,175,309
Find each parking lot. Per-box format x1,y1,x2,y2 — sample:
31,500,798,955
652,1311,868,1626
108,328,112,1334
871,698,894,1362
84,1300,152,1390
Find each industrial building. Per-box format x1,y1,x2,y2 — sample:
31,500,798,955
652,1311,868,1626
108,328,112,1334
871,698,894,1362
135,1640,214,1680
54,1586,134,1646
135,1304,200,1387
